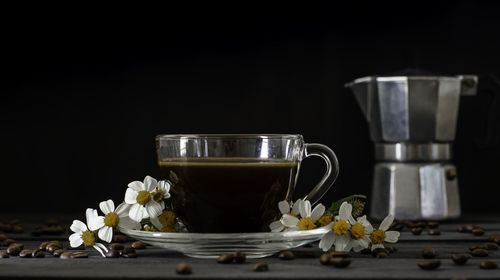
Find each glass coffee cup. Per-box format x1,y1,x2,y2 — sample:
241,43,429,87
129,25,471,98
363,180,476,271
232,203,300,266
156,134,339,233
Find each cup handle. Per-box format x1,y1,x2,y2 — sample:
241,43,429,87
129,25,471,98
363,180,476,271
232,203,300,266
301,143,340,205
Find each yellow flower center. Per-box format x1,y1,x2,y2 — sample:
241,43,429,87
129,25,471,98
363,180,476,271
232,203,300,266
318,215,333,227
104,212,119,227
81,230,95,246
159,210,176,227
136,191,151,205
144,225,157,232
370,229,386,244
333,220,349,235
160,225,177,232
350,223,365,240
297,217,317,230
152,190,164,203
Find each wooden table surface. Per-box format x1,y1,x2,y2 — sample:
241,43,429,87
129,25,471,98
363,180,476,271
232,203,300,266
0,214,499,279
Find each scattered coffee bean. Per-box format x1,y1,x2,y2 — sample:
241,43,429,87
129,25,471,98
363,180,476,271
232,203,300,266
386,245,398,254
427,222,439,229
331,251,350,258
484,242,499,250
422,248,437,259
451,254,470,265
411,227,423,235
320,253,332,265
217,254,234,264
457,226,468,233
39,242,49,251
488,234,500,243
390,223,404,231
375,252,388,258
330,257,351,268
12,225,23,233
112,234,127,243
67,244,85,250
469,245,484,251
233,250,246,263
428,229,441,235
480,260,498,269
471,248,488,257
32,250,45,258
416,221,427,228
105,249,120,258
48,240,63,247
463,225,475,232
19,249,33,258
122,247,136,256
108,243,125,251
131,241,147,249
2,239,15,246
371,248,388,257
60,252,73,259
52,249,64,257
0,252,9,258
47,244,62,254
417,260,441,270
473,228,485,236
70,252,89,258
0,234,7,241
278,250,294,260
253,262,268,272
360,248,371,254
176,262,192,275
7,245,22,256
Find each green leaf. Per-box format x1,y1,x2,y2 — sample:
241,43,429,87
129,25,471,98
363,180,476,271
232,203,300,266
325,194,367,218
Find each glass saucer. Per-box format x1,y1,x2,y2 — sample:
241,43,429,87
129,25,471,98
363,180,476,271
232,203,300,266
118,225,330,259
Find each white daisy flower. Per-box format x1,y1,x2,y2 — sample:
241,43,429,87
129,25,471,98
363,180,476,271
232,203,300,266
269,199,302,232
345,215,373,252
151,180,172,210
69,208,108,257
370,214,400,250
125,176,165,222
98,199,141,243
281,200,326,231
319,202,354,252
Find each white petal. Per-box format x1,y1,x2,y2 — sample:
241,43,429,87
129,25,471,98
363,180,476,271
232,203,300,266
353,237,370,252
70,220,87,233
311,204,326,221
129,204,145,222
159,201,165,210
150,217,163,230
159,180,171,194
144,175,158,192
88,215,105,231
334,234,350,252
379,214,394,231
278,201,290,215
95,242,108,253
299,200,312,218
69,233,83,248
118,216,141,230
365,223,374,234
281,214,300,228
93,245,105,257
98,226,113,243
319,232,335,252
116,202,130,216
146,200,163,218
371,243,384,250
99,199,115,215
163,192,171,199
85,208,96,226
125,188,139,204
291,199,302,215
269,220,284,232
128,180,145,192
338,202,352,220
384,231,400,243
344,239,354,252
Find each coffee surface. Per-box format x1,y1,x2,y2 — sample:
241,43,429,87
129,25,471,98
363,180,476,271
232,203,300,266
159,158,298,233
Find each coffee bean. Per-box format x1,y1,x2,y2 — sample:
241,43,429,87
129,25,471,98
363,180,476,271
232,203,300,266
386,245,398,254
105,249,120,258
2,239,15,246
330,257,351,268
122,248,136,256
469,245,484,251
390,223,404,231
473,228,485,236
480,260,498,269
471,249,488,257
422,248,437,259
67,244,85,250
19,249,33,258
47,244,63,254
320,253,331,265
488,234,500,242
330,251,350,258
463,225,475,232
70,252,88,258
0,252,9,258
427,222,439,229
253,262,268,272
7,244,23,255
375,252,388,258
12,225,23,233
360,248,371,254
176,262,192,275
131,241,147,249
484,242,499,250
0,234,8,241
48,240,63,248
233,250,246,263
457,226,468,233
45,218,59,226
411,227,423,235
39,242,49,251
32,250,45,258
217,254,234,264
415,221,427,228
428,229,441,235
123,252,138,258
278,250,294,260
371,248,388,257
108,243,125,251
60,252,73,259
451,254,470,265
52,249,64,257
112,234,127,243
417,260,441,270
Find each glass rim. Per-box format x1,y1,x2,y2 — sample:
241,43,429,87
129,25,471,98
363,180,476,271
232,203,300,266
155,134,303,140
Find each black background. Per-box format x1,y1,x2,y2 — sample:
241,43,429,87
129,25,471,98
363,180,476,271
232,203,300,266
1,2,500,215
